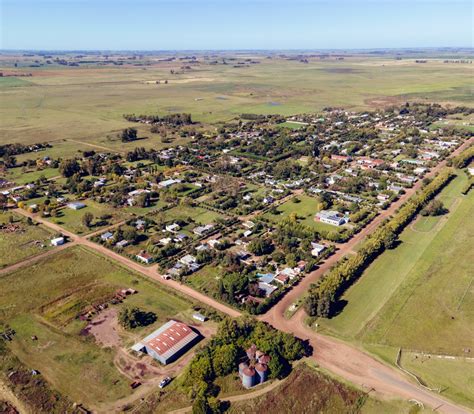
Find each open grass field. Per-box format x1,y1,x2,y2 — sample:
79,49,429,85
5,166,59,185
48,199,131,235
263,194,345,234
0,212,53,268
1,56,472,151
315,171,473,408
0,246,193,407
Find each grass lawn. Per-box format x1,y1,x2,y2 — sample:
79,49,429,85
5,167,59,185
186,265,222,296
163,205,226,225
315,171,473,408
264,194,345,234
0,245,193,408
277,121,307,130
48,200,130,235
0,212,53,268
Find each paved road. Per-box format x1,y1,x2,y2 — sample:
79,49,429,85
10,138,473,414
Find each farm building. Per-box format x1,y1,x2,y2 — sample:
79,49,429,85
67,201,86,210
131,320,201,365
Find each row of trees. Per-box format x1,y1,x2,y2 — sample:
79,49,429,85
305,169,455,318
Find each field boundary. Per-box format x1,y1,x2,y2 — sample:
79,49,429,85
395,348,441,393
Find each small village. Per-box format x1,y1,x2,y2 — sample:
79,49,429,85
0,102,473,414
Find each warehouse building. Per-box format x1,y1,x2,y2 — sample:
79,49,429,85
131,320,201,365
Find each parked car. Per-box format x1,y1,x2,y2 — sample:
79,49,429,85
159,377,172,389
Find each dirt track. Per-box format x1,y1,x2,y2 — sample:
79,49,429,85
9,138,473,413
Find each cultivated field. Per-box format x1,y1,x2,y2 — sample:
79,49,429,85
316,170,474,407
0,246,195,408
1,54,472,151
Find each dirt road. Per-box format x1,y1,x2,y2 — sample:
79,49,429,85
8,138,473,413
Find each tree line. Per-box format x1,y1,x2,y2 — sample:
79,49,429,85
305,168,455,318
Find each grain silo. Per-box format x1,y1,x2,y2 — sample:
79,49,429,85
255,363,268,383
241,366,256,388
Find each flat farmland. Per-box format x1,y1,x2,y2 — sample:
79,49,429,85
0,246,194,408
1,57,472,149
315,171,474,408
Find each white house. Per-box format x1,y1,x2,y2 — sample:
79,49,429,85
51,237,65,246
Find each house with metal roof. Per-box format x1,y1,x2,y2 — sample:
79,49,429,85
131,320,201,365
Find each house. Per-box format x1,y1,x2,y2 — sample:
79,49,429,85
67,201,86,210
275,273,289,284
116,239,129,248
388,184,404,193
316,210,349,226
136,251,153,264
243,230,253,238
258,282,277,297
101,231,114,241
256,273,274,284
377,194,390,202
311,242,326,257
179,254,197,266
158,178,181,188
193,224,214,236
159,237,172,246
242,221,255,229
331,154,350,162
51,237,65,246
131,320,200,365
165,223,180,233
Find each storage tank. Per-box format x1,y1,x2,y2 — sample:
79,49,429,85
238,362,248,376
255,363,268,383
241,366,256,388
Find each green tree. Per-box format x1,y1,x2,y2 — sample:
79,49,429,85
82,212,94,228
212,344,237,376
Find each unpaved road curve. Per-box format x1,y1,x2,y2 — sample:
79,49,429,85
9,138,473,414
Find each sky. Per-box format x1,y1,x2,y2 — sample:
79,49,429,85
1,0,473,50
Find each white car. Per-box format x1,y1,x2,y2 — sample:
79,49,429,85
159,377,171,389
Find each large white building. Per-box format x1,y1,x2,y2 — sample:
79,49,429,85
316,210,349,227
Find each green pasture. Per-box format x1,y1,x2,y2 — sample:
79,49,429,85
0,246,193,407
0,212,53,268
1,57,472,147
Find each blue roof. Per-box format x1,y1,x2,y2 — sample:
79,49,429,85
256,273,274,284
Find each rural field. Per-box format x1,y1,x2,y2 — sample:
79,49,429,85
315,170,474,408
0,246,197,409
0,212,54,268
1,54,473,153
227,362,436,414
